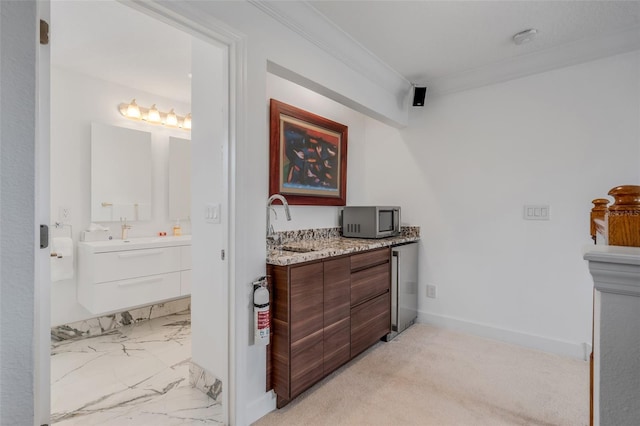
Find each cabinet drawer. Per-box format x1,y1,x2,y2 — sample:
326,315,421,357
351,292,390,357
351,248,389,271
83,271,181,314
351,263,390,307
93,247,182,283
290,330,324,398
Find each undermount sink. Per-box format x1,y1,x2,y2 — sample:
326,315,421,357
280,245,317,253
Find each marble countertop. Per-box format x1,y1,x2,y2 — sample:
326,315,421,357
267,234,420,266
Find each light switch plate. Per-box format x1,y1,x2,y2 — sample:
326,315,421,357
523,204,550,221
205,203,221,224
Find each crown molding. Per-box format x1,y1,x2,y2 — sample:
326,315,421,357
248,0,411,99
127,0,246,46
427,25,640,96
250,1,640,100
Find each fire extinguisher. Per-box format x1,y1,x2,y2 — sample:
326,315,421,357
254,277,270,345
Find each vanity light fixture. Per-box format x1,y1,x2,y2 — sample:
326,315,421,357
165,108,178,127
125,98,141,119
182,113,192,130
118,99,191,131
147,104,161,123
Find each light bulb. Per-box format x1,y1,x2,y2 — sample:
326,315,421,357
147,104,161,123
165,109,178,127
126,99,141,119
182,113,192,130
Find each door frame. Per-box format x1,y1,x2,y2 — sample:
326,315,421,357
35,1,52,424
36,1,245,424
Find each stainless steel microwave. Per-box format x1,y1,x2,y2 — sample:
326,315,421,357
341,206,401,239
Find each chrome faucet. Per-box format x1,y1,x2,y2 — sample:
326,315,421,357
267,194,291,245
120,217,132,240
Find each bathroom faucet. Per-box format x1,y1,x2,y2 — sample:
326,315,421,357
121,217,132,240
266,194,291,245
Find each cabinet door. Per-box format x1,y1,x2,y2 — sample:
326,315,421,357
289,262,324,399
323,257,351,374
324,257,350,325
323,317,350,374
290,262,324,343
290,330,324,398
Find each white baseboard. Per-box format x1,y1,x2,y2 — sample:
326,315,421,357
417,310,589,360
246,391,276,425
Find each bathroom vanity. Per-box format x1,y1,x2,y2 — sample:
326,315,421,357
77,235,192,314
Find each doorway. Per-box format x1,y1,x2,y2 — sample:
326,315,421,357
44,1,232,424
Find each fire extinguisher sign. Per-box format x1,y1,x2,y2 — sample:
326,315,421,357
257,310,270,337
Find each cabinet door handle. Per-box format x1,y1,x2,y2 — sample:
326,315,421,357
118,249,164,258
118,276,164,287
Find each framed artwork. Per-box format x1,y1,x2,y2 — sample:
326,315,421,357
269,99,348,206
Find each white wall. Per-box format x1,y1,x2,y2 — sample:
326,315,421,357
12,1,635,425
265,73,369,230
44,1,410,423
161,3,640,423
50,67,191,326
0,1,37,424
599,290,640,424
149,3,409,425
189,37,229,417
363,50,640,358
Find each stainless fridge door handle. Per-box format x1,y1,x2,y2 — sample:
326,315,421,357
391,250,399,332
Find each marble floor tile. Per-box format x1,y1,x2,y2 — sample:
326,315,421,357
51,312,223,425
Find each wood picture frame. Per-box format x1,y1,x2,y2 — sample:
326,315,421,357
269,99,348,206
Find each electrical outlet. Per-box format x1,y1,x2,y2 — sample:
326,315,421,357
426,285,437,299
58,206,71,223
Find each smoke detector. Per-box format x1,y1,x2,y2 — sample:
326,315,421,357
512,28,538,45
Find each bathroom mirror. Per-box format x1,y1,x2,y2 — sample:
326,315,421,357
91,122,152,222
169,136,191,220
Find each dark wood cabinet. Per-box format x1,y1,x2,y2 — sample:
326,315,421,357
351,291,391,357
323,258,351,375
288,262,324,398
267,247,390,408
290,263,323,343
350,248,391,357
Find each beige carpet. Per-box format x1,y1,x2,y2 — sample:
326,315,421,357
253,324,589,426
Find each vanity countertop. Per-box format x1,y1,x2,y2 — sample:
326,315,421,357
267,233,420,266
78,235,192,253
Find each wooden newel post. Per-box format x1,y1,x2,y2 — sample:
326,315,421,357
590,198,609,244
606,185,640,247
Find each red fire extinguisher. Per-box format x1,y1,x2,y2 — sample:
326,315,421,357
254,278,270,345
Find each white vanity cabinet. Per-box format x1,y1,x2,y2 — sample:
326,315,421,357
180,245,192,295
77,236,192,314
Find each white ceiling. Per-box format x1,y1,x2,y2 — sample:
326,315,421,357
51,1,192,104
308,0,640,86
51,1,640,102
